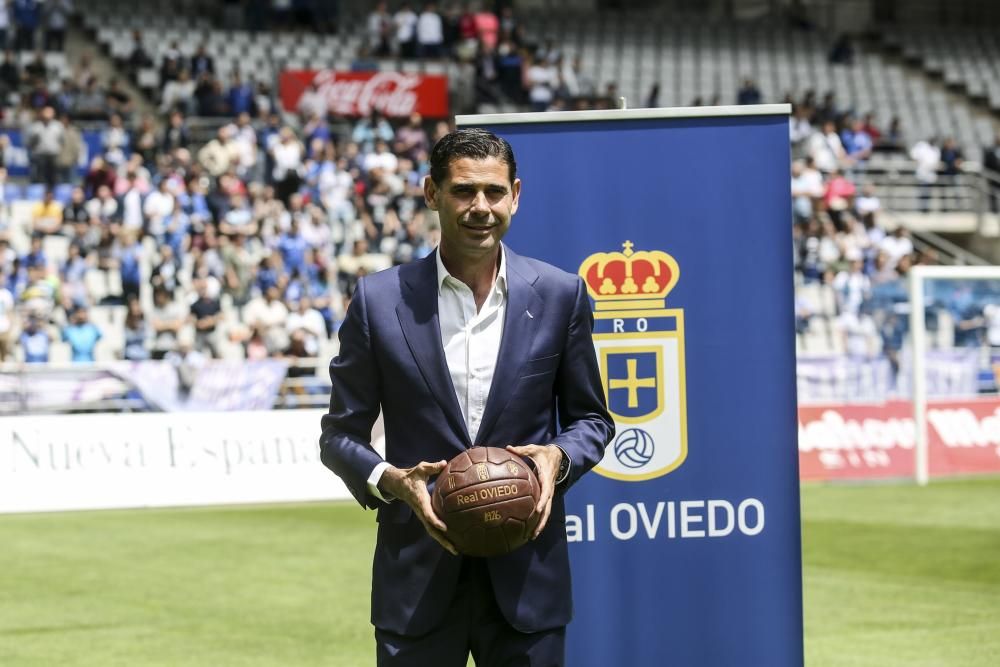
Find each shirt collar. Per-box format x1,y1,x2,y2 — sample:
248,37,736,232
436,244,507,298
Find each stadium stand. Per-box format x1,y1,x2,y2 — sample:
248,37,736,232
1,0,998,413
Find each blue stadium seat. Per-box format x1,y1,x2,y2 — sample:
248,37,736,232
54,184,74,205
3,183,21,201
24,184,47,201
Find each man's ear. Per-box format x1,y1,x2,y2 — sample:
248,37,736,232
423,175,438,211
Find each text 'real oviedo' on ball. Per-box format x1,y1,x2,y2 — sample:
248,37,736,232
431,446,541,558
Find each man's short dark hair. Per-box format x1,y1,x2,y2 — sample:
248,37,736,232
429,128,517,186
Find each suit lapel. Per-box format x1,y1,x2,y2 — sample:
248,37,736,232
475,248,543,446
395,251,471,446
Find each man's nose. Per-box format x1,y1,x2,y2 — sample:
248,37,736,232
470,191,490,213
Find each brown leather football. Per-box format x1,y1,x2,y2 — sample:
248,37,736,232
431,446,541,558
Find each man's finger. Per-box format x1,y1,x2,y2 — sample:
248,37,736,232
415,492,449,533
420,517,458,555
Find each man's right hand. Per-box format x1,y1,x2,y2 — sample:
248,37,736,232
378,461,458,556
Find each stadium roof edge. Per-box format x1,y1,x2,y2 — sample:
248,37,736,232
457,104,792,126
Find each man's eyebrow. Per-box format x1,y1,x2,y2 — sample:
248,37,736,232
449,181,509,191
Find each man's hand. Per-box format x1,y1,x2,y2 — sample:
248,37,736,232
505,444,563,540
378,461,458,556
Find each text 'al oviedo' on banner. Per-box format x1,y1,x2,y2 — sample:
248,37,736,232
567,499,766,543
279,70,449,118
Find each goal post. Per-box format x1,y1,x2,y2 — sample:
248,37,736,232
907,264,1000,486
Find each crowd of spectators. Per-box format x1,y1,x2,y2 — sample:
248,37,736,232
1,3,998,373
0,90,450,367
787,89,1000,363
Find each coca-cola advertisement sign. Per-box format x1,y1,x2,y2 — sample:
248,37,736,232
280,70,449,118
798,398,1000,481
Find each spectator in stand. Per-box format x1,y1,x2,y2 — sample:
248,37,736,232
101,112,130,168
823,167,856,230
0,277,14,361
880,225,914,271
198,125,239,179
0,49,20,102
105,78,132,118
148,286,183,359
161,109,190,152
737,78,762,105
62,304,102,363
13,0,40,51
939,137,964,175
417,2,445,58
270,126,304,205
56,111,82,183
30,187,62,235
83,155,116,198
227,72,255,116
196,74,228,116
285,295,325,357
861,112,881,146
882,116,904,152
363,138,399,174
789,105,812,157
394,2,418,58
808,120,846,174
190,44,214,79
116,229,142,303
27,105,62,186
840,117,873,171
791,158,823,224
20,314,49,363
855,183,881,225
524,52,555,111
367,1,392,57
73,76,108,120
352,111,394,154
242,283,289,354
62,186,88,229
123,296,150,360
43,0,70,52
126,30,154,76
984,134,1000,213
832,249,870,316
159,41,183,84
87,183,119,225
394,112,430,162
160,68,195,115
0,2,9,52
188,276,221,357
828,34,854,65
910,137,940,213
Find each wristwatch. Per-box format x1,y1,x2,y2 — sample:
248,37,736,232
553,445,571,485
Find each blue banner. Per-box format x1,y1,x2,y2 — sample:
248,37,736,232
464,109,802,666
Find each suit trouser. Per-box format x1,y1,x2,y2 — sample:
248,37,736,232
375,558,565,667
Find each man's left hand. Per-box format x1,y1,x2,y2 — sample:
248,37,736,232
505,444,562,540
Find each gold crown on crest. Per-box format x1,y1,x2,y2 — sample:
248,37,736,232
578,241,680,311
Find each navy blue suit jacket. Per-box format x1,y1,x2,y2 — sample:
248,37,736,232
319,245,613,636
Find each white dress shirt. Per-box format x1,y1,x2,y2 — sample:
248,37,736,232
367,248,507,500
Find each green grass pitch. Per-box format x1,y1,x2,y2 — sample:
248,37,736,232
1,478,998,666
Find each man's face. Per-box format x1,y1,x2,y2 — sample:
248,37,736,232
425,156,520,264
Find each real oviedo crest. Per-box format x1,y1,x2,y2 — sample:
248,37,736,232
578,241,688,482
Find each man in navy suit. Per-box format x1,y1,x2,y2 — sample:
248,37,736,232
320,128,613,666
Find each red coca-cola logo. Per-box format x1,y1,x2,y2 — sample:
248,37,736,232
314,71,419,116
280,70,449,118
